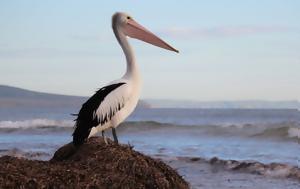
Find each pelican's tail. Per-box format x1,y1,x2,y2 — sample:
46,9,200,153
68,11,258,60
72,121,91,146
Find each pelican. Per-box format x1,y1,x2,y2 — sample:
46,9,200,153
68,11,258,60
72,12,178,146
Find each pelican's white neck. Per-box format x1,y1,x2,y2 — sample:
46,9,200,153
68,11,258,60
113,25,140,80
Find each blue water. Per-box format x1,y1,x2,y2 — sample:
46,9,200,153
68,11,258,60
0,108,300,166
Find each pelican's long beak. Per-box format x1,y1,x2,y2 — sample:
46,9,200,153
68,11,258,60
124,19,179,53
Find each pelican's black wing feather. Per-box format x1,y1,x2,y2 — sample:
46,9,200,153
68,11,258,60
72,82,126,146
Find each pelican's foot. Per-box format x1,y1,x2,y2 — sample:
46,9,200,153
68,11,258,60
112,127,119,145
102,130,109,145
103,136,108,145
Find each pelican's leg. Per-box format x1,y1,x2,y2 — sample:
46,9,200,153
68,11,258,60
112,128,119,144
102,130,108,145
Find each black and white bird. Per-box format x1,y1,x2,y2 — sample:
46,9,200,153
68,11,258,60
72,12,178,146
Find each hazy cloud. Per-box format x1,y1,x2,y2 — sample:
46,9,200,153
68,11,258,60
159,26,299,39
69,34,113,42
0,48,102,59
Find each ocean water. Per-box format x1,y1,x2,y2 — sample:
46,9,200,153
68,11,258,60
0,108,299,167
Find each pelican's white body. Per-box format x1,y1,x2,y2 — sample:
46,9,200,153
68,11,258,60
89,13,142,137
89,76,141,137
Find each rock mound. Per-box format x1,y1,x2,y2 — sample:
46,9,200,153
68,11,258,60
0,137,189,189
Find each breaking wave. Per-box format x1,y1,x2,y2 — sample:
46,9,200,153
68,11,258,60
123,121,300,142
0,119,299,141
0,148,50,160
208,157,300,181
177,156,300,181
254,126,300,141
288,127,300,138
0,119,73,129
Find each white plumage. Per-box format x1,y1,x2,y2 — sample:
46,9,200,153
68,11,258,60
89,79,141,137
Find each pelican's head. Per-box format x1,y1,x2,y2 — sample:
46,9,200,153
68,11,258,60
112,12,179,53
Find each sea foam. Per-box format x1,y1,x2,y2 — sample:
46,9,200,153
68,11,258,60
288,127,300,139
0,119,73,129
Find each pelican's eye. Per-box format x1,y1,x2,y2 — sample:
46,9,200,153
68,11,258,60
127,16,131,20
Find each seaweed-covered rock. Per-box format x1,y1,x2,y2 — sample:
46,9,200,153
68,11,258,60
0,137,189,189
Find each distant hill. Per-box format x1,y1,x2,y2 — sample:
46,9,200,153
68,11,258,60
0,85,83,99
0,85,150,109
146,99,300,109
0,85,298,110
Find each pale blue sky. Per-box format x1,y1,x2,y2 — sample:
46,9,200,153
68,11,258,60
0,1,299,100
